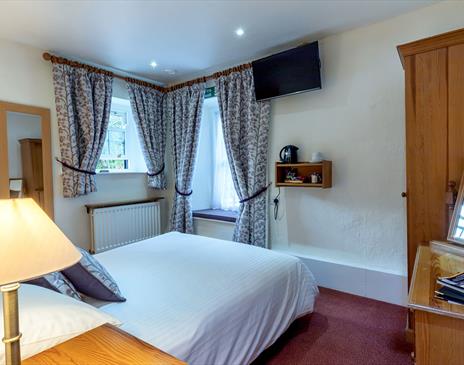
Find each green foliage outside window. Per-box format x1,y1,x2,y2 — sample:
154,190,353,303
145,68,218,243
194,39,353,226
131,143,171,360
96,159,128,171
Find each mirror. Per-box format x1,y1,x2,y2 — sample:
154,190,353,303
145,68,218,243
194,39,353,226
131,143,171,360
449,172,464,245
7,112,43,201
0,102,53,218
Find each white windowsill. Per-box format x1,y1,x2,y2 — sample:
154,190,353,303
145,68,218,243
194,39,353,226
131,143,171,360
97,171,147,175
192,209,238,224
193,217,236,225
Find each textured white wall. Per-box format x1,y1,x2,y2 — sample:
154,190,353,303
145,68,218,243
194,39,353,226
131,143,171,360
0,42,173,249
268,0,464,276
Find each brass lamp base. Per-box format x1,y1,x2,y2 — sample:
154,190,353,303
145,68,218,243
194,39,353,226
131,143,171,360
1,283,21,365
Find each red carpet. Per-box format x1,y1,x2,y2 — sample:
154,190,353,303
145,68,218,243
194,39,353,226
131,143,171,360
253,287,413,365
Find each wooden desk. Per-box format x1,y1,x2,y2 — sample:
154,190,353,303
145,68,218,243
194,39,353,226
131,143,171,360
23,324,186,365
409,242,464,365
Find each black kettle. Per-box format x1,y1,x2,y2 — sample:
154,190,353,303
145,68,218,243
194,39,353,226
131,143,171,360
280,145,299,163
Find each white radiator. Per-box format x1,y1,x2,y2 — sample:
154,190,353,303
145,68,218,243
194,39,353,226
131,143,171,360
88,201,161,253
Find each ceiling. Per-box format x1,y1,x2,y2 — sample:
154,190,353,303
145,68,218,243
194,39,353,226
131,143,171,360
0,0,437,85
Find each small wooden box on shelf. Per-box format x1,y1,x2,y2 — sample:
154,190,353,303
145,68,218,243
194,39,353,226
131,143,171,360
275,161,332,188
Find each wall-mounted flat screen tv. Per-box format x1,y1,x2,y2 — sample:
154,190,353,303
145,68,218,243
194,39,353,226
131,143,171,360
252,41,321,101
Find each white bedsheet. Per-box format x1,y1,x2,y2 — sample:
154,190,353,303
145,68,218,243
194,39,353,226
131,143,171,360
94,232,318,365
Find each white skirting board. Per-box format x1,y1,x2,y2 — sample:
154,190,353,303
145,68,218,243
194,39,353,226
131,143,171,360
294,254,408,306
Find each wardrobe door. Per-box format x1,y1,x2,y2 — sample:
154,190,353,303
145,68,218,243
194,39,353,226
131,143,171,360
449,44,464,184
405,48,448,282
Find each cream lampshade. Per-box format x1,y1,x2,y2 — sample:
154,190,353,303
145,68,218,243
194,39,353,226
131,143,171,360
0,199,81,365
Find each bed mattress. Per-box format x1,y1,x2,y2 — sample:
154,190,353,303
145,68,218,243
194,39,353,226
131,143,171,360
94,232,318,365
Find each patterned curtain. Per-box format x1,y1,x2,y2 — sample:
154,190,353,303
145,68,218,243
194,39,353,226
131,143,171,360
165,83,205,233
215,68,271,247
127,83,166,189
52,64,113,198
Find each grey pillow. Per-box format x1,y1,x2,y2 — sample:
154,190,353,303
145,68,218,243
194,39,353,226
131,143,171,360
27,272,81,300
62,247,125,302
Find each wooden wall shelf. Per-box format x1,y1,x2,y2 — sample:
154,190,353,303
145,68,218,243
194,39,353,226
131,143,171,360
275,161,332,188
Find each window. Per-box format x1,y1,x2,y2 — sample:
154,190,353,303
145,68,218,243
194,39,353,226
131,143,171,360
98,109,128,171
212,109,240,211
453,205,464,240
97,97,146,173
191,95,239,214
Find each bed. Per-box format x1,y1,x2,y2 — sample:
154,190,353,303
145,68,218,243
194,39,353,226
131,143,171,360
92,232,318,365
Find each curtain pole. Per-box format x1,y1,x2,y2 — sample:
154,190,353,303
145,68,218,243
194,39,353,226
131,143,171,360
42,52,166,92
43,52,252,93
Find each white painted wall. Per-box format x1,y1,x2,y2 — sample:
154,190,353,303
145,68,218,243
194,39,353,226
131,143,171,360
269,1,464,283
0,42,173,250
7,112,42,178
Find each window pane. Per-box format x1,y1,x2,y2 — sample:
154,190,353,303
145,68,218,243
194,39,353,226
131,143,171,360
106,109,127,158
96,159,109,170
100,137,109,156
96,159,128,171
109,111,127,129
108,130,126,157
108,159,126,170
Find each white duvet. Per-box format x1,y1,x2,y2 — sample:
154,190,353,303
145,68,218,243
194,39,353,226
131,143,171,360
95,232,318,365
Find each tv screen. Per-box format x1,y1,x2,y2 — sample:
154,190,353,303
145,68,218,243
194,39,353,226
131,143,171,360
252,41,321,101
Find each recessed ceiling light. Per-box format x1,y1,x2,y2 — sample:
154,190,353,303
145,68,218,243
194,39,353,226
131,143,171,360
150,61,157,68
235,27,245,37
164,69,177,75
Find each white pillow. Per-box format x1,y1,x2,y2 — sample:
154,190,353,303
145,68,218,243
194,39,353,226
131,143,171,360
0,283,121,362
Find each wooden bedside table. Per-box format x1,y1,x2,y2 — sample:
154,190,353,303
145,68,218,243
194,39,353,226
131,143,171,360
23,324,186,365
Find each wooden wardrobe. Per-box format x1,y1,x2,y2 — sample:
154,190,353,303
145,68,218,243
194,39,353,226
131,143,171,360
398,28,464,286
19,138,44,209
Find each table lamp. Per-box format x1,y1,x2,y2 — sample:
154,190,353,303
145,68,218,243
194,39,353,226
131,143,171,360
0,199,81,365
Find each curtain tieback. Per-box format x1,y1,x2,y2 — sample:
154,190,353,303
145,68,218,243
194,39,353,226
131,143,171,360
175,184,193,197
239,183,272,204
55,158,96,175
147,163,165,177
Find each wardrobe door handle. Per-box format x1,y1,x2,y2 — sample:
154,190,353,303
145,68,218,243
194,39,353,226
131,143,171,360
401,192,407,198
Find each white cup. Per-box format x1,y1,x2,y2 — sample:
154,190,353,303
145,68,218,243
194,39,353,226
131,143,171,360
310,152,323,163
